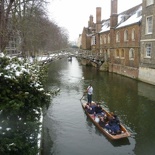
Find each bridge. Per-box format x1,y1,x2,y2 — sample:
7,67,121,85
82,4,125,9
42,47,106,68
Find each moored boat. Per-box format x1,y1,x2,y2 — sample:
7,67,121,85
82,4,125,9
81,101,131,140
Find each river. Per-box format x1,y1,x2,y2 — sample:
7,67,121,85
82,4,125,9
42,57,155,155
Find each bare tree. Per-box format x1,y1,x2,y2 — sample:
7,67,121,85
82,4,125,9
0,0,69,56
0,0,15,52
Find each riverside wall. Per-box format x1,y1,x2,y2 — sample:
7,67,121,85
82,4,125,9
80,58,155,86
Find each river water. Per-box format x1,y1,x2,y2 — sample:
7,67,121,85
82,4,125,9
42,57,155,155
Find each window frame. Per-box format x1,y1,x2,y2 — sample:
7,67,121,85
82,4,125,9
115,49,119,58
116,31,120,43
124,29,128,42
129,48,135,60
120,49,125,59
104,35,107,44
91,35,96,45
108,33,110,44
131,28,135,41
100,35,103,44
145,43,152,58
146,15,153,34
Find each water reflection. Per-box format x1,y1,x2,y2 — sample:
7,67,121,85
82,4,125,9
138,82,155,101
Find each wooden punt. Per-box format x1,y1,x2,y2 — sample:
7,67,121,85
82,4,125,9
81,102,131,140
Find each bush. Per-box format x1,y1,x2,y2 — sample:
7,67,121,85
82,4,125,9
0,53,50,154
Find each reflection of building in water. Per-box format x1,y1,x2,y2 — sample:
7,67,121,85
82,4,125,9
138,82,155,101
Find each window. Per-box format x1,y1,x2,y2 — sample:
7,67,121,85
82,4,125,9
145,43,151,58
91,36,96,45
124,30,128,41
115,49,119,58
100,36,103,44
146,0,154,6
116,31,120,42
104,35,106,44
107,49,110,58
131,29,135,41
121,49,125,58
108,33,110,43
146,16,153,34
129,48,135,60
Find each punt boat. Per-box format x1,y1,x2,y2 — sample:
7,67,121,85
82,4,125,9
81,101,131,140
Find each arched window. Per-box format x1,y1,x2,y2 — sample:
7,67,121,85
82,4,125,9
100,35,103,44
131,29,135,41
121,49,125,58
104,35,106,44
116,31,120,42
107,49,110,58
104,49,108,61
115,49,119,58
108,33,110,43
124,29,128,41
129,48,135,60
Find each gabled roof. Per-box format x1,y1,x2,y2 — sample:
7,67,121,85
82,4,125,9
99,3,142,33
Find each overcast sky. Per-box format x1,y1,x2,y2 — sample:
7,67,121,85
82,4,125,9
47,0,142,42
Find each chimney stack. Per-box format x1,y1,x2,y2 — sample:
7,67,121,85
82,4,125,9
110,0,118,28
96,7,102,33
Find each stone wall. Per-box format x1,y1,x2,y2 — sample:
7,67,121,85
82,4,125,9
139,67,155,85
109,63,138,79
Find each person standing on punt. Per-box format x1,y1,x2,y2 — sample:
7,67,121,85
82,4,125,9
87,84,93,104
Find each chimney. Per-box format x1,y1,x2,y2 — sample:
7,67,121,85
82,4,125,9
96,7,102,33
88,15,93,28
110,0,118,28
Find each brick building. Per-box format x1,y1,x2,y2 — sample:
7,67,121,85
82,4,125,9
81,8,102,51
101,1,142,79
81,0,142,79
80,0,155,85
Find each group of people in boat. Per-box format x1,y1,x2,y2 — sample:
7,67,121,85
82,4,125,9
84,103,121,135
85,84,121,135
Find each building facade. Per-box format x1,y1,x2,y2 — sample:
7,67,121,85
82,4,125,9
79,0,155,86
107,1,142,79
139,0,155,85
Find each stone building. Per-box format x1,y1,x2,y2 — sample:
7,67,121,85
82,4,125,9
139,0,155,85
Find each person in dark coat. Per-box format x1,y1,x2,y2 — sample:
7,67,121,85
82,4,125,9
95,104,102,114
105,112,121,134
99,115,106,128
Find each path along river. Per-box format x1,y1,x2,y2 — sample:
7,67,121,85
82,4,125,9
42,57,155,155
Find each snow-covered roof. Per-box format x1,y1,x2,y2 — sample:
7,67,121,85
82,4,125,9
117,6,142,28
99,4,142,33
100,20,110,33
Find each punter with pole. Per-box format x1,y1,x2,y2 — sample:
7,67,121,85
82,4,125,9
86,84,93,104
